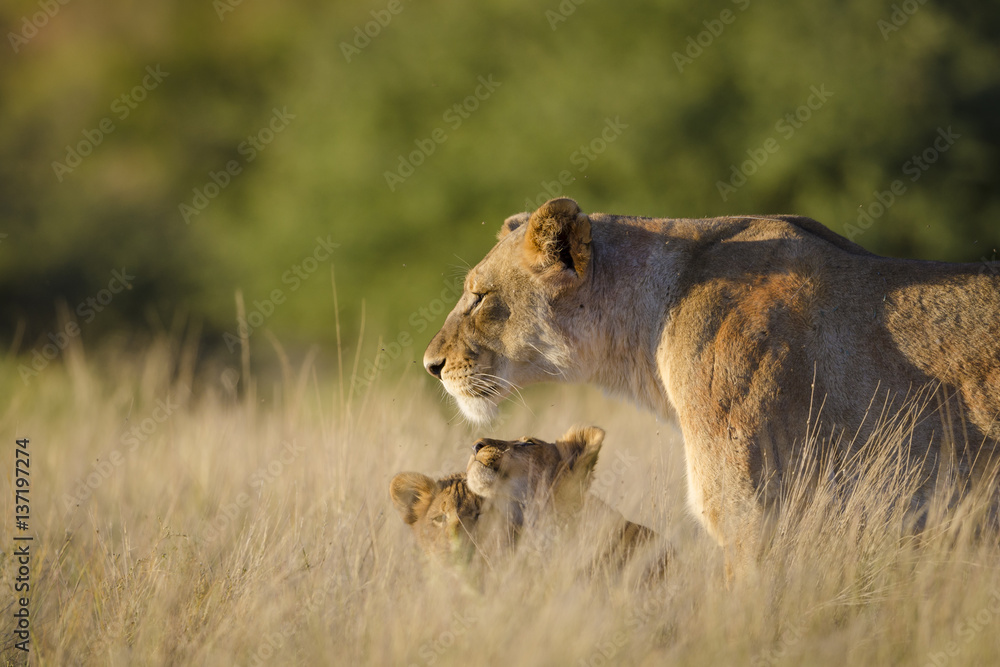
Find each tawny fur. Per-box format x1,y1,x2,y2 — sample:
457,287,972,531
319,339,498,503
466,425,665,575
390,427,667,577
424,197,1000,571
389,472,485,562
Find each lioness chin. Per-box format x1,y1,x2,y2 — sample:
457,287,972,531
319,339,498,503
423,197,1000,572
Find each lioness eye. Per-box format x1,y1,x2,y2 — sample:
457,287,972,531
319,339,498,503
432,514,447,526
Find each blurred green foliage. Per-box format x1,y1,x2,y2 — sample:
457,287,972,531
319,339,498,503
1,0,998,368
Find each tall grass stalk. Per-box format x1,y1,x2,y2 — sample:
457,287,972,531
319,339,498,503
2,321,999,666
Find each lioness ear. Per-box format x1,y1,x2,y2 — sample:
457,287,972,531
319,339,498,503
498,212,530,240
522,198,591,288
390,472,437,525
555,425,605,477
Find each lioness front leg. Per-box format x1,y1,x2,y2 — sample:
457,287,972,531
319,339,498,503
683,434,768,581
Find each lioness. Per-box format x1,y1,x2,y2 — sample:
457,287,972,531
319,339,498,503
423,197,1000,569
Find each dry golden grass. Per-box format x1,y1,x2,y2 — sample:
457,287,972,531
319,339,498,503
2,337,1000,666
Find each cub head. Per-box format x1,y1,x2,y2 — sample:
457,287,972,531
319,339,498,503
466,425,605,519
423,198,593,424
389,472,483,562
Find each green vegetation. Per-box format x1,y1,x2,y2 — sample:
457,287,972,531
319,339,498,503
2,1,998,360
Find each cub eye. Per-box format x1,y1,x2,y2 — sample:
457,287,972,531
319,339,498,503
470,292,486,310
431,514,447,526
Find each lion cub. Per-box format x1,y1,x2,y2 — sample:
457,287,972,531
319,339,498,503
391,426,669,578
466,425,668,576
390,472,484,563
389,469,521,567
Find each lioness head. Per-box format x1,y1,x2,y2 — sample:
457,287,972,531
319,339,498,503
389,472,482,562
423,198,593,423
466,425,605,520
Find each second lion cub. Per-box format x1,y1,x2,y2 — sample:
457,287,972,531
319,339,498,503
466,425,670,578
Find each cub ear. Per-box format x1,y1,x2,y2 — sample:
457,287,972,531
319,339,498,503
522,198,592,288
498,212,530,240
555,425,605,478
389,472,437,525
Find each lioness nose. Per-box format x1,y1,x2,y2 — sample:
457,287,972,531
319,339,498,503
424,355,445,379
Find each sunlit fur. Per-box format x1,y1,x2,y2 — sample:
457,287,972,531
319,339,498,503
467,426,669,577
425,197,1000,574
389,472,483,563
391,427,668,578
